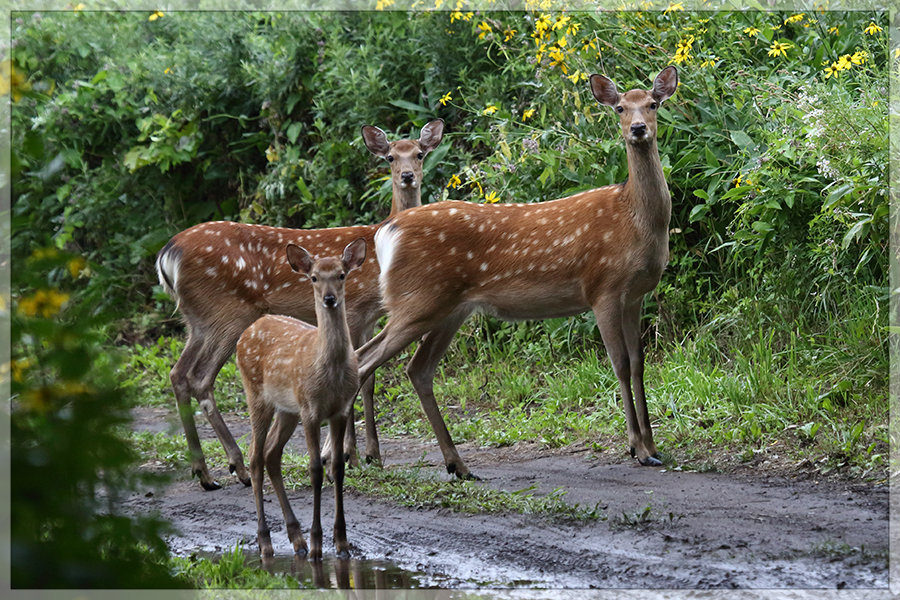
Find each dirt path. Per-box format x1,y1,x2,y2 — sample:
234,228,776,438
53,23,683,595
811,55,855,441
124,407,891,592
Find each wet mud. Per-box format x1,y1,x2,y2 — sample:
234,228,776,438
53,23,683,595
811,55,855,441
124,407,891,594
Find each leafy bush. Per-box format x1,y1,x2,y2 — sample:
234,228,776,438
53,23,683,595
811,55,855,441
9,248,184,588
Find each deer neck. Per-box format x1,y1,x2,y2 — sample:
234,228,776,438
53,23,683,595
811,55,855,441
391,184,422,216
622,139,671,236
313,305,352,365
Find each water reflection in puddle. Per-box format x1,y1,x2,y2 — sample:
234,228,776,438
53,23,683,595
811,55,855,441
246,554,430,590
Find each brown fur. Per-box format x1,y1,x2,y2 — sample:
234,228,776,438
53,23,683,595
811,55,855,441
156,121,444,490
237,239,365,559
358,68,679,476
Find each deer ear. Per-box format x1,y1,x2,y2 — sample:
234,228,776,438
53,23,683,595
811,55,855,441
418,119,445,154
361,125,391,158
342,238,367,273
590,74,619,107
286,244,314,275
652,66,678,103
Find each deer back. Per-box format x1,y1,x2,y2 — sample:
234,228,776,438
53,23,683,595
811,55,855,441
160,221,381,333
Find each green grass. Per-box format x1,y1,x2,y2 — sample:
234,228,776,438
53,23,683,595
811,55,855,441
129,430,604,522
171,544,304,589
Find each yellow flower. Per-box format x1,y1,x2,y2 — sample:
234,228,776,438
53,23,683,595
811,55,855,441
836,54,852,71
700,56,719,68
567,70,587,84
743,26,760,37
535,43,547,63
522,108,535,121
566,22,580,37
503,28,517,42
851,50,868,65
484,190,500,203
663,2,684,14
67,257,87,278
164,67,172,75
72,3,86,11
148,10,164,21
375,0,395,9
439,91,452,106
548,49,568,73
893,48,900,60
11,358,33,383
863,22,882,36
266,145,278,162
767,41,791,58
784,13,804,25
18,289,70,319
482,104,498,115
450,10,463,22
535,13,552,35
30,247,59,261
823,62,840,79
447,174,462,188
828,26,840,35
0,59,31,102
552,15,570,31
477,21,492,40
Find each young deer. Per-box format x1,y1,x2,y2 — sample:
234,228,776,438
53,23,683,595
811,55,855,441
237,238,366,559
156,119,444,490
357,67,679,478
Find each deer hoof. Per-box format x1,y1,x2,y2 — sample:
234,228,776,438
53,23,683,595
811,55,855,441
638,455,663,467
196,469,222,491
200,479,222,491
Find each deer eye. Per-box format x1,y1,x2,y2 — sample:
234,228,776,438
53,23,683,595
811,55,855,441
417,152,424,160
387,155,394,163
339,273,345,280
616,106,624,113
650,102,658,110
310,276,318,282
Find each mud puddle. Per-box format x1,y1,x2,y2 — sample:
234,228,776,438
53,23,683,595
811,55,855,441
205,552,435,589
127,407,892,594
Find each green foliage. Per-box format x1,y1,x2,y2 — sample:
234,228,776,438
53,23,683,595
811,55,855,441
171,545,304,589
9,248,184,588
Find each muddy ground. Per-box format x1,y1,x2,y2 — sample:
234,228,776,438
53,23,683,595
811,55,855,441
123,407,892,594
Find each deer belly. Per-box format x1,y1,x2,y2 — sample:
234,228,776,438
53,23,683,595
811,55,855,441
473,283,587,321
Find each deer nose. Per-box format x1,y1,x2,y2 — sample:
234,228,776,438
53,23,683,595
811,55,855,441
401,171,415,184
323,294,337,308
630,123,647,137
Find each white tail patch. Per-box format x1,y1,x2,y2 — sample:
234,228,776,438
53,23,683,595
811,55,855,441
156,248,180,298
156,246,182,314
374,223,402,294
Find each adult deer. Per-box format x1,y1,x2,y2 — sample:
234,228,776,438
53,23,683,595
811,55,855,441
357,67,678,478
156,119,444,490
237,238,366,558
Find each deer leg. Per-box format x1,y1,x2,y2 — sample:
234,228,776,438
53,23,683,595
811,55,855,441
357,312,445,385
358,373,379,464
303,420,325,560
170,332,221,491
593,297,653,464
357,321,381,465
323,325,375,471
405,309,474,479
249,399,275,556
622,299,660,462
193,337,252,486
266,410,306,555
329,414,350,558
